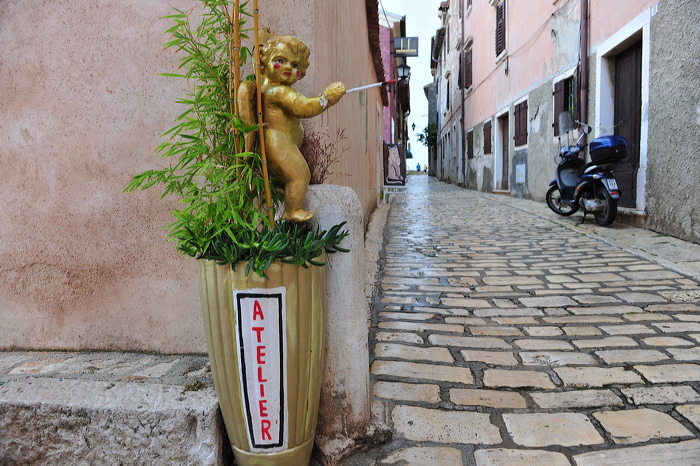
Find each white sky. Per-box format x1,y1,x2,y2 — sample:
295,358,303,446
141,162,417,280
377,0,443,167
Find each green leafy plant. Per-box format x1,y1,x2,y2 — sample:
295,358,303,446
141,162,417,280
124,0,348,277
417,123,437,148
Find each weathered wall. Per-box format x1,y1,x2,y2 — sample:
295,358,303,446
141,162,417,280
437,5,464,185
0,0,202,353
0,0,383,352
524,82,557,202
646,0,700,243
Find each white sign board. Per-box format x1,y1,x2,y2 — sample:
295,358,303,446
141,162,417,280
234,287,288,452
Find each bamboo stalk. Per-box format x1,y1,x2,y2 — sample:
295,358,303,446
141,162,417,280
231,1,241,153
253,0,275,227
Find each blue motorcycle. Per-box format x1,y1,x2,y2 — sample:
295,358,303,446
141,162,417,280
546,117,627,226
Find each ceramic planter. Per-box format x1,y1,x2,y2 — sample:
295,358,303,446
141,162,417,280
198,257,325,465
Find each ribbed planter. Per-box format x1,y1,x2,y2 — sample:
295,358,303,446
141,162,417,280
198,257,325,465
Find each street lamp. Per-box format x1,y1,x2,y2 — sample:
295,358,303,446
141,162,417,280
397,62,411,81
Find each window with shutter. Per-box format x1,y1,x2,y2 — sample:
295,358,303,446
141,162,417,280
458,53,463,88
553,76,575,136
484,121,492,154
495,2,506,56
446,80,450,110
465,47,473,89
467,130,474,159
514,100,528,146
553,80,564,136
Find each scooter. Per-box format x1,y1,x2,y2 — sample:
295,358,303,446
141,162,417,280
546,113,628,226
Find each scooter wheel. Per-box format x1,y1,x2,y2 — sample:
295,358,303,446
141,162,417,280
546,185,579,216
593,185,617,226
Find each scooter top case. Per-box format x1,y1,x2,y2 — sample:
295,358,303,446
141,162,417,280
589,135,628,165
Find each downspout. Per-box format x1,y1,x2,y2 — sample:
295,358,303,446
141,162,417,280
460,4,466,186
580,0,589,129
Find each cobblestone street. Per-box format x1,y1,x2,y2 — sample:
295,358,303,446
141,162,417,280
359,175,700,465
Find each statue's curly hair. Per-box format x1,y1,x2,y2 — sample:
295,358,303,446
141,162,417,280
261,35,311,79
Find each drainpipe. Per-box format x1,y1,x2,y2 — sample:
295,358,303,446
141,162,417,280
460,3,466,186
580,0,589,129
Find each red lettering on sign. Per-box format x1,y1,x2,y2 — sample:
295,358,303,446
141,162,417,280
259,383,265,397
261,420,272,441
257,365,267,383
253,301,265,320
259,399,268,417
252,326,264,343
256,345,266,364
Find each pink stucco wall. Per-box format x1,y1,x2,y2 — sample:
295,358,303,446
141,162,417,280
463,0,658,129
0,0,383,353
380,25,396,144
589,0,657,49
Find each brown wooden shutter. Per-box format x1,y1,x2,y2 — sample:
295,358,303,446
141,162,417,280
495,2,506,56
458,51,463,88
553,80,564,136
465,48,473,88
467,130,474,159
484,121,492,154
514,100,528,146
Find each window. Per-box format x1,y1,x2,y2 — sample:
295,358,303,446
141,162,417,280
467,130,474,159
553,76,575,136
495,2,506,56
514,100,528,146
463,47,473,89
446,80,450,111
484,120,492,154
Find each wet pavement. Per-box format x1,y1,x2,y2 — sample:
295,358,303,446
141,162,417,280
348,175,700,465
3,174,700,464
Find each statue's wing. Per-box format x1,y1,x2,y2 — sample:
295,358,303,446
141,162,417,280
237,80,257,153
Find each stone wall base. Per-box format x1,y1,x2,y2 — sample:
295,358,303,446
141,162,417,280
0,377,229,465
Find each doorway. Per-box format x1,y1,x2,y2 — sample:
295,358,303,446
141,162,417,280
496,113,509,191
614,41,642,209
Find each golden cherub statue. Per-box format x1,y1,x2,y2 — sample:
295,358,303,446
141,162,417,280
239,32,346,222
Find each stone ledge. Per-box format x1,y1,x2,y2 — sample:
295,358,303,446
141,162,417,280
0,377,229,465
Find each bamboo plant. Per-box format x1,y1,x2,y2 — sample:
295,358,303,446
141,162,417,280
125,0,348,277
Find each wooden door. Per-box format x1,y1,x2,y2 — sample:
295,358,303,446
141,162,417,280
498,114,509,190
614,41,642,209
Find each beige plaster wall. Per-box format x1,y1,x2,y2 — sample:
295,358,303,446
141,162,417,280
0,0,383,353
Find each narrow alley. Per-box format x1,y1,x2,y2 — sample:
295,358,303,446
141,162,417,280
359,175,700,465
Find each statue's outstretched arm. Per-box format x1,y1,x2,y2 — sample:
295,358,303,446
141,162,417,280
268,82,345,119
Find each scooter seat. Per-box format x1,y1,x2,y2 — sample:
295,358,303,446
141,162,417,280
579,161,602,176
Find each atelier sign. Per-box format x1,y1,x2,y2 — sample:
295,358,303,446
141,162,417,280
394,37,419,57
235,287,288,452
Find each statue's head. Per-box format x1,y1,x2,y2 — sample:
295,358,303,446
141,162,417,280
261,35,311,81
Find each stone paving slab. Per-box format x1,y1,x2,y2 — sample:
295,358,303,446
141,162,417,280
503,413,604,447
572,439,700,465
530,389,623,409
474,448,570,466
392,406,502,444
593,408,694,444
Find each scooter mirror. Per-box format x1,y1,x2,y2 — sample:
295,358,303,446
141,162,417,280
581,124,592,134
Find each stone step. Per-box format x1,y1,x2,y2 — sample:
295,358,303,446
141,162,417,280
0,352,230,465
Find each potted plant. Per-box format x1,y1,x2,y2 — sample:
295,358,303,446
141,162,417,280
124,1,348,464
